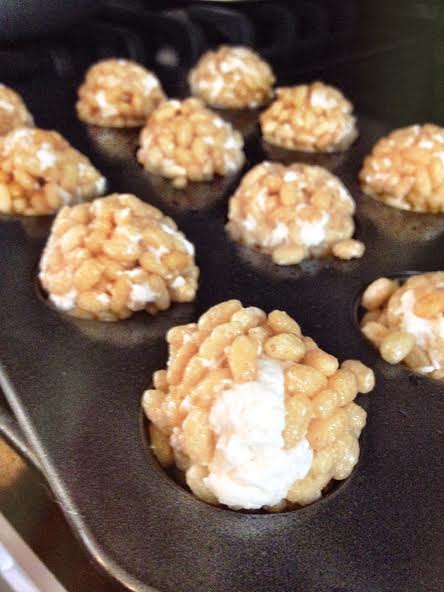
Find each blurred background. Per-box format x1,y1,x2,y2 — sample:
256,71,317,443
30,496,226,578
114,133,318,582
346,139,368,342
0,0,443,125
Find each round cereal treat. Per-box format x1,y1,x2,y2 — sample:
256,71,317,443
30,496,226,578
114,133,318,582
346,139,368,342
359,124,444,213
0,128,106,216
0,84,33,136
188,45,275,110
76,58,165,128
226,161,364,265
260,82,358,153
39,193,199,321
137,97,245,188
361,272,444,378
142,301,374,511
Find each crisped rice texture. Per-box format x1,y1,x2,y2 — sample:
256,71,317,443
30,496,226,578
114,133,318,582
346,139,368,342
0,128,106,216
260,82,357,153
361,272,444,378
39,193,199,321
0,84,34,136
77,58,165,127
142,300,374,511
226,162,364,265
137,98,245,188
188,45,275,109
359,124,444,213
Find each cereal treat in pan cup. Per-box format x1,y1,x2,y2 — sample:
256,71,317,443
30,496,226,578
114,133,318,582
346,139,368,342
0,128,106,216
359,124,444,213
188,46,275,110
142,301,375,511
361,272,444,379
260,82,358,153
226,162,365,265
0,84,34,136
137,98,245,188
76,59,165,128
39,193,199,321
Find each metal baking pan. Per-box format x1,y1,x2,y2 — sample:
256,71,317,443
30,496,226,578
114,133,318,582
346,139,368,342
0,71,443,592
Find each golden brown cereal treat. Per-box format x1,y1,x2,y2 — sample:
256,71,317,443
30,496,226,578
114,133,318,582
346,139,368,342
188,46,275,110
0,84,33,136
137,98,245,188
260,82,357,153
142,301,374,511
360,272,444,377
359,124,444,213
76,59,165,127
0,128,106,216
39,193,199,321
226,162,364,265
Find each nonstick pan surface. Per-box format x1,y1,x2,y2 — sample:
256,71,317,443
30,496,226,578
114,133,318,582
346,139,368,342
0,74,442,592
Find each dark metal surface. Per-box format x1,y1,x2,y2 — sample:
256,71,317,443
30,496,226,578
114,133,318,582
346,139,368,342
0,0,101,43
0,60,443,592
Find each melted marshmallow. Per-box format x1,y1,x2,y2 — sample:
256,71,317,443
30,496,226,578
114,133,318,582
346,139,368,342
310,88,337,110
298,212,329,247
204,358,313,509
397,290,444,371
49,288,77,311
36,146,56,169
95,90,118,116
128,283,157,311
0,99,14,112
264,222,289,247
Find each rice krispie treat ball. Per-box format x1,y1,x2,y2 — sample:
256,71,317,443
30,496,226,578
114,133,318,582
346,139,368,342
226,162,364,265
0,128,106,216
260,82,358,153
76,59,165,128
137,98,245,188
39,193,199,321
359,124,444,213
143,301,374,510
0,84,34,136
188,46,275,110
361,273,444,379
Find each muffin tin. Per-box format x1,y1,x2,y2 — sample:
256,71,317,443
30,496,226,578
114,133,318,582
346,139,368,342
0,75,443,592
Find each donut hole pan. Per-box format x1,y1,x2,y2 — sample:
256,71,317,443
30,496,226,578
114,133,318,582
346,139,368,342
0,75,442,592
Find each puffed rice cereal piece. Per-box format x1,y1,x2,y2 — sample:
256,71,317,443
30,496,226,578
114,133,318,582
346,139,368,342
359,124,444,213
142,300,374,511
260,82,358,153
39,193,199,321
361,272,444,377
226,161,364,265
137,98,245,188
188,45,275,110
0,128,106,216
0,84,33,136
76,58,165,128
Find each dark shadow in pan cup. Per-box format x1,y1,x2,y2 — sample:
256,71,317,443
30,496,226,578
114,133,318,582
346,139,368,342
145,169,244,212
355,192,444,243
64,303,197,348
19,216,54,241
0,213,54,241
213,107,262,139
260,138,350,171
86,126,140,162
